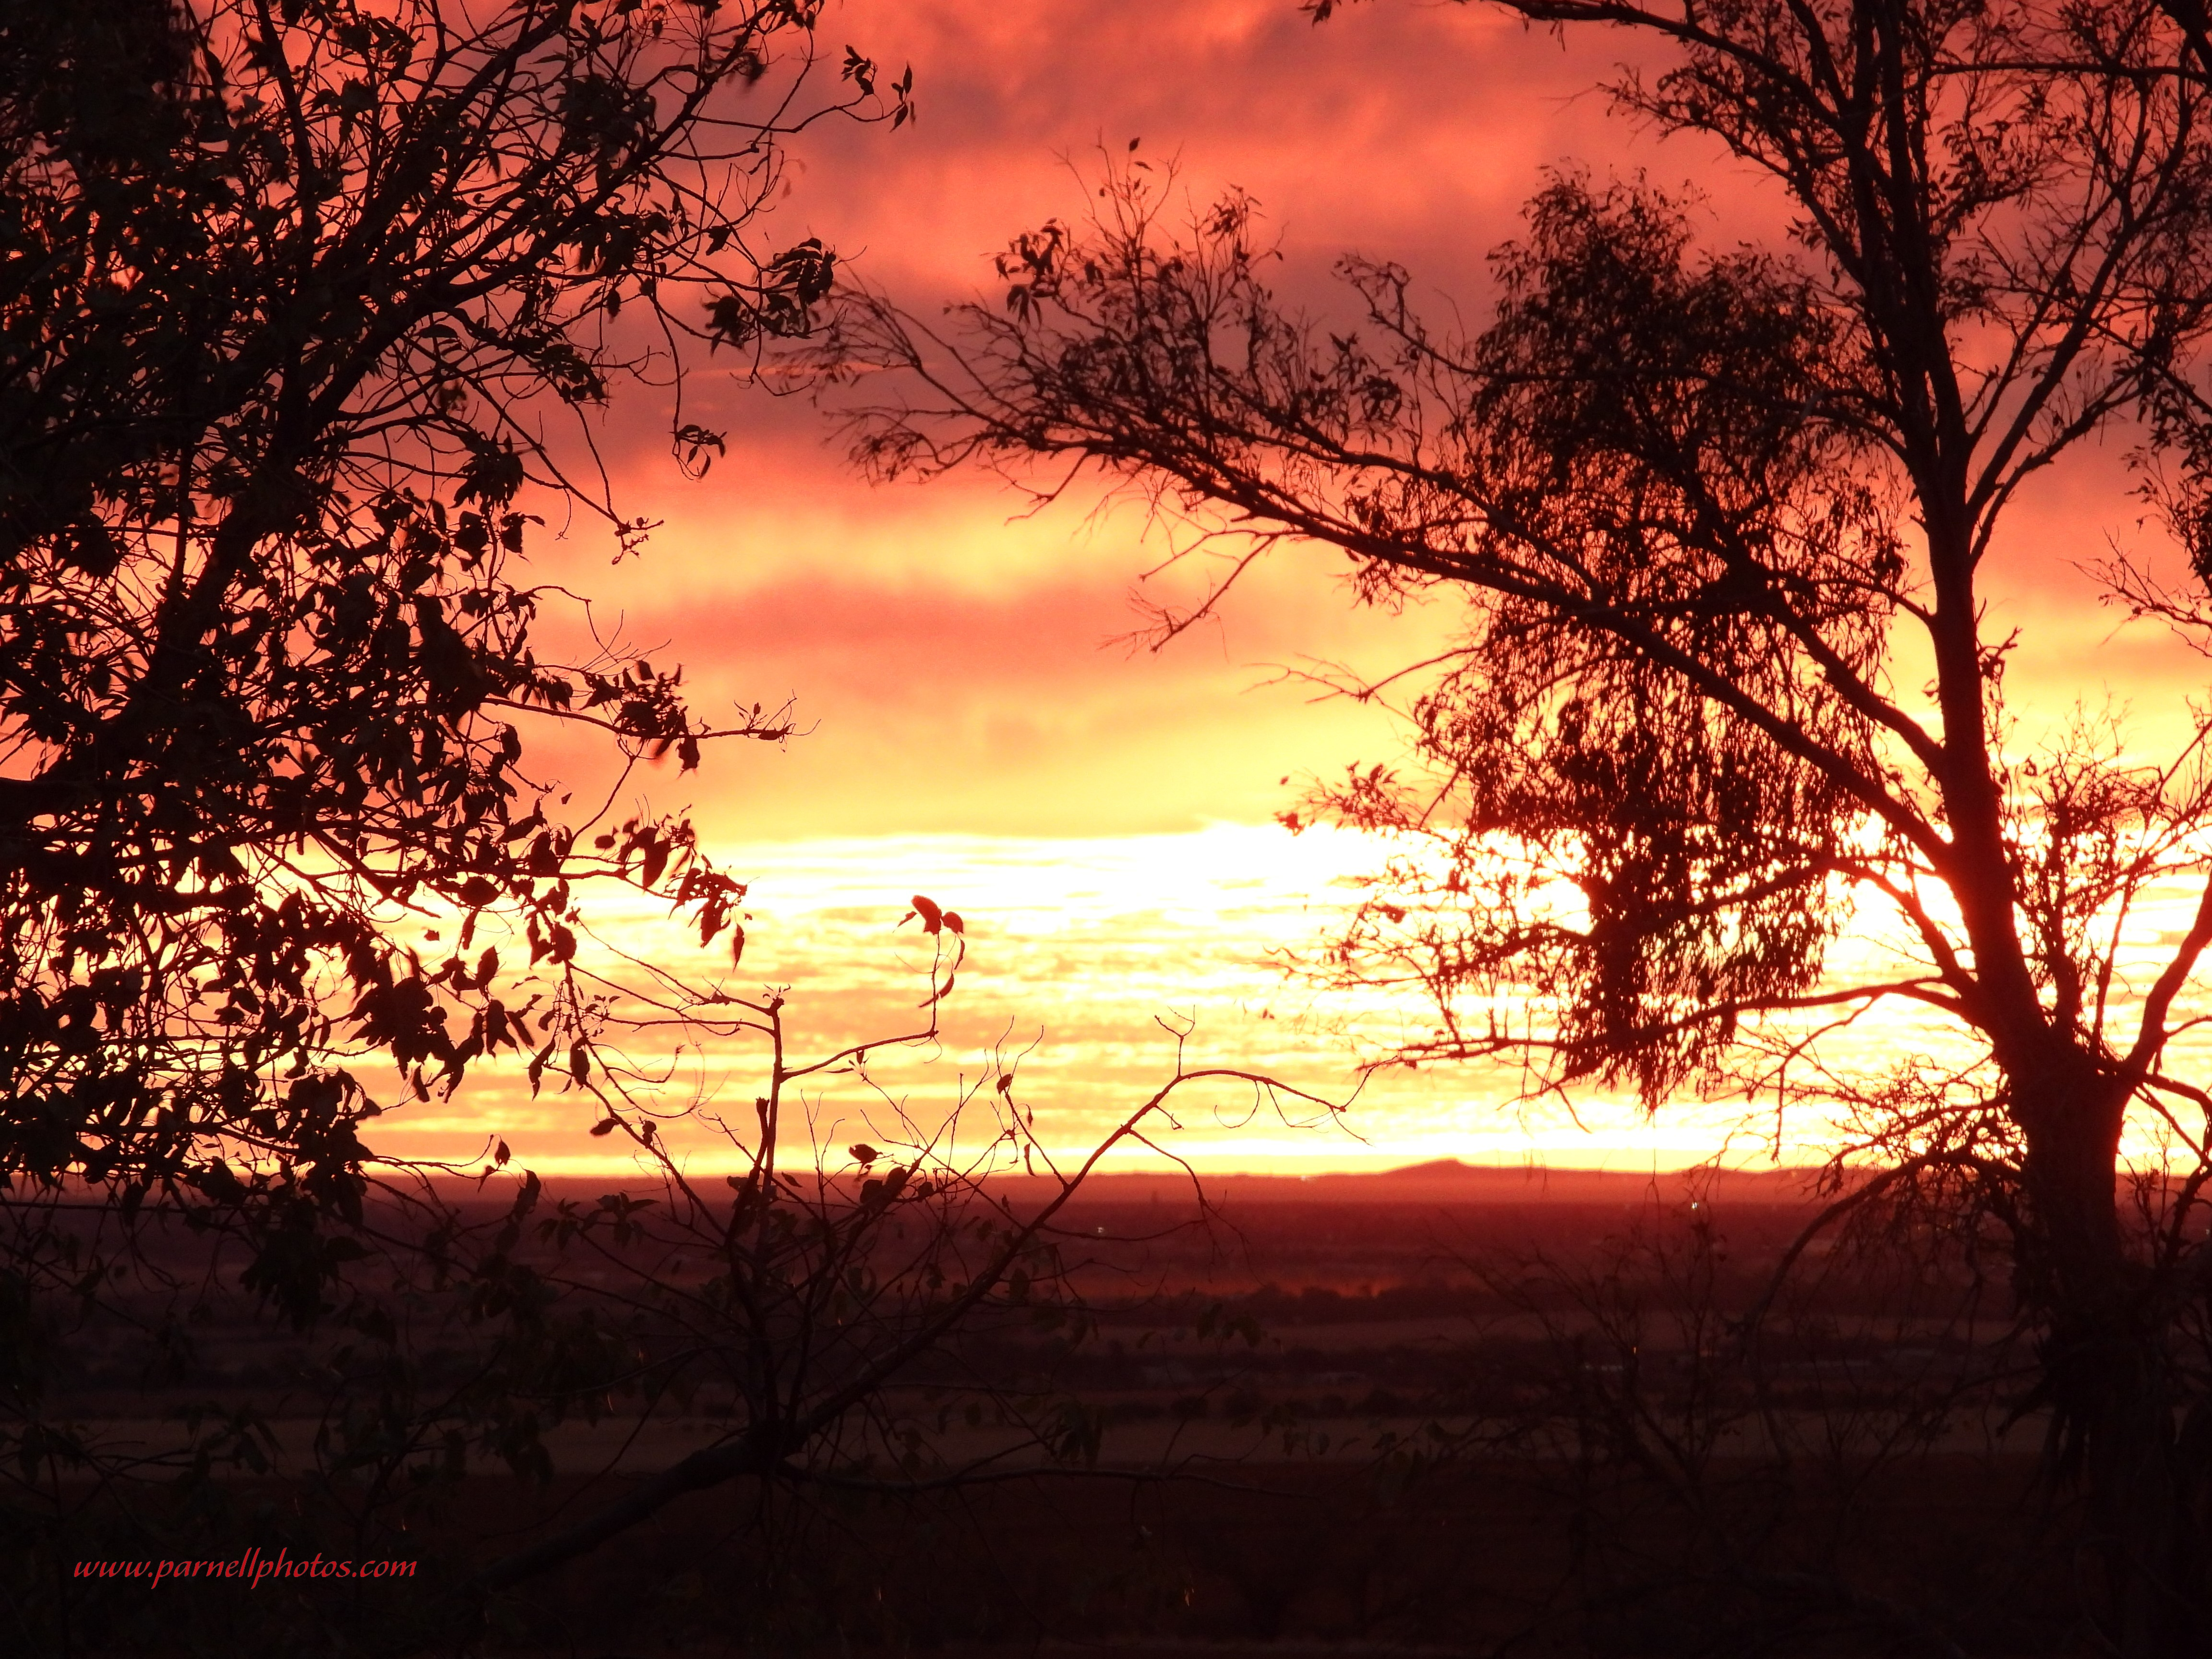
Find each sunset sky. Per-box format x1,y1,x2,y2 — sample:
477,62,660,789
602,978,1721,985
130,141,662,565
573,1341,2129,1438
385,0,2212,1180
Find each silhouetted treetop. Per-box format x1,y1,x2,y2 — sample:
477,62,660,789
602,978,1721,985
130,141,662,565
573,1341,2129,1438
0,0,905,1316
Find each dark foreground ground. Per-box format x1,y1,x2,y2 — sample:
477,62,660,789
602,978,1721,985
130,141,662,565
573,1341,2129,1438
23,1164,2093,1657
401,1447,2059,1657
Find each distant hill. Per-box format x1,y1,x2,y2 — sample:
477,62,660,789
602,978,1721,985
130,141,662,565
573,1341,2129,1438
960,1159,1830,1209
443,1159,1832,1211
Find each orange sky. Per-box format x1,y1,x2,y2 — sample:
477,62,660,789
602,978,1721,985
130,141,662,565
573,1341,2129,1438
545,0,2195,841
394,0,2212,1182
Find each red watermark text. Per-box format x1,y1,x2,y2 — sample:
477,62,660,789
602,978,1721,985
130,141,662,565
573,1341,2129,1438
73,1549,416,1589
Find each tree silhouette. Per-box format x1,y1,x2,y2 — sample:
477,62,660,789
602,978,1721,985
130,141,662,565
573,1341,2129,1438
455,909,1318,1593
0,0,903,1314
9,890,1324,1647
826,1,2212,1648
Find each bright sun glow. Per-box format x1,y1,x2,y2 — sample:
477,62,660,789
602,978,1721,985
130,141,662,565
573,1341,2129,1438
361,819,2212,1181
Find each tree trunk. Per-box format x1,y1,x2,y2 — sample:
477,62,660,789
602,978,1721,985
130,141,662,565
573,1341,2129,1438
2021,1066,2200,1657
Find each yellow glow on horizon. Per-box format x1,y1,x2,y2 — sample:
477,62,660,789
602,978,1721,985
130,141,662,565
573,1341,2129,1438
351,820,2212,1185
